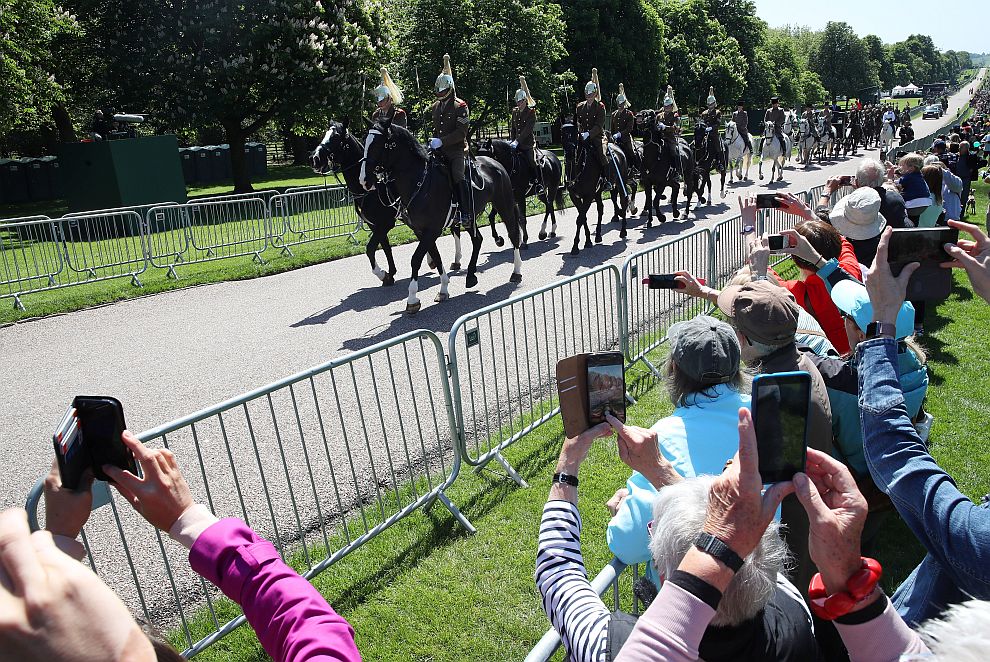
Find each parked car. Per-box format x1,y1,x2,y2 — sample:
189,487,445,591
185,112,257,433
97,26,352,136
923,105,942,119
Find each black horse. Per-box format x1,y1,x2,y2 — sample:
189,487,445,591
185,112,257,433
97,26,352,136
561,122,636,256
692,122,727,205
361,120,523,314
635,110,698,226
476,139,564,245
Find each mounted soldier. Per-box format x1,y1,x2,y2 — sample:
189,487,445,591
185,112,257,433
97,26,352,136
821,100,835,140
731,100,753,153
576,68,610,190
611,83,639,174
762,96,787,154
510,75,543,194
429,54,472,222
659,85,682,182
371,66,407,128
700,86,720,129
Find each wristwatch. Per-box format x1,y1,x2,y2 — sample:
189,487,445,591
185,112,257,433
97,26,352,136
552,472,579,487
694,532,744,572
866,321,897,339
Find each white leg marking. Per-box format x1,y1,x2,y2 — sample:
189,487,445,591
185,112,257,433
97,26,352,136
439,272,450,297
372,265,386,281
407,278,419,306
513,248,522,275
454,233,462,264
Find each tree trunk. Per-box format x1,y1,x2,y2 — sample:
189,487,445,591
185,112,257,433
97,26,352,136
53,103,76,143
288,130,313,165
223,122,253,193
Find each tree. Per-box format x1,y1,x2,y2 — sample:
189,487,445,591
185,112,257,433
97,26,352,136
650,0,747,114
560,0,666,110
399,0,567,132
809,22,871,99
99,0,384,192
863,34,894,90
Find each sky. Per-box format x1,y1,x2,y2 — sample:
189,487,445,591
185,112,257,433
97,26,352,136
750,0,984,54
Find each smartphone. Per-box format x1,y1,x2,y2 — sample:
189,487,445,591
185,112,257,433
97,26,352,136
755,193,781,209
767,234,795,251
752,371,811,484
643,274,695,289
52,396,137,490
838,175,854,186
887,228,958,265
586,352,626,426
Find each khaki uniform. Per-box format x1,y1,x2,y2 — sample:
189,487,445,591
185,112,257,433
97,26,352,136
611,107,636,165
432,94,470,183
371,105,407,128
661,108,679,137
576,99,607,167
510,105,538,176
701,107,720,129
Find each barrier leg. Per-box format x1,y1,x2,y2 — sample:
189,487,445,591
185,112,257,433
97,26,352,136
130,274,143,287
436,492,477,534
474,451,528,487
252,252,266,265
13,295,25,311
280,245,294,257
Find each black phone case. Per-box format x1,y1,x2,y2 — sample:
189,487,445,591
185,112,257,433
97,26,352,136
55,396,136,489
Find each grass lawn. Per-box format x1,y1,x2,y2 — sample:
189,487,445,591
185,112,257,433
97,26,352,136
168,264,990,661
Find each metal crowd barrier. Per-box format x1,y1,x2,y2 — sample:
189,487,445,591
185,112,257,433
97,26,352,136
270,186,361,255
709,213,751,290
193,188,278,209
26,329,471,658
447,265,622,484
620,228,713,375
0,216,62,309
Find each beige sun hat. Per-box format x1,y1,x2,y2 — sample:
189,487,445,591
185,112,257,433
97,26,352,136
828,187,886,240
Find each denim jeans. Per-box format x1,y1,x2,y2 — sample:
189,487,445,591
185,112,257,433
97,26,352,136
857,338,990,625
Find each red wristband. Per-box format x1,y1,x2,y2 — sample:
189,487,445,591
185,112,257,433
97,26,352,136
808,557,882,621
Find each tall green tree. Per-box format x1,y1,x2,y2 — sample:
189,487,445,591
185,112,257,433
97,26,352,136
560,0,666,111
862,34,894,90
808,22,871,98
400,0,567,131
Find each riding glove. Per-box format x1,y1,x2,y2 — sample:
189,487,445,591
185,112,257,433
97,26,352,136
429,137,442,150
510,140,518,149
657,122,667,130
581,132,590,140
613,132,621,141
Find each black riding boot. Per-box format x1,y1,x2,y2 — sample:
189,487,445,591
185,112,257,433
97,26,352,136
457,179,474,223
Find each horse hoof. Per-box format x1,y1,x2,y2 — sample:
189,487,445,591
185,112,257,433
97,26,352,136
435,292,449,303
450,262,461,271
538,231,547,241
427,259,436,270
620,230,627,239
495,237,505,247
595,235,602,244
406,302,421,315
698,196,707,204
550,232,556,238
466,274,478,288
659,194,667,200
585,240,593,249
759,175,764,181
570,246,580,256
382,275,395,286
509,272,522,283
630,206,639,216
658,215,666,224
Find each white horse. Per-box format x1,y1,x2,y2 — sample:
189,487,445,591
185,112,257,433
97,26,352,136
879,118,896,153
815,116,834,163
797,118,817,167
724,121,752,182
758,121,788,182
782,111,796,163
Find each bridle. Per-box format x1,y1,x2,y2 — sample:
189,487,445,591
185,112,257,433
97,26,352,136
364,126,430,219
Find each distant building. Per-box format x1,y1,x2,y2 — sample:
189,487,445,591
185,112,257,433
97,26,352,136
922,82,950,98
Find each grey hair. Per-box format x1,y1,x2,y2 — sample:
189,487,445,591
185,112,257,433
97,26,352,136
649,476,790,627
664,353,750,407
920,599,990,661
856,158,886,188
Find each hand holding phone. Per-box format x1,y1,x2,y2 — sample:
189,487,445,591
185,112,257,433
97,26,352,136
752,372,811,483
767,234,796,251
838,175,854,186
643,274,705,289
755,193,781,209
52,396,137,490
887,228,959,300
557,352,626,438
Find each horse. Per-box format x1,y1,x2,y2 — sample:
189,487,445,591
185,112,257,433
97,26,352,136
796,118,817,167
723,120,752,183
475,138,564,245
312,119,402,286
634,109,698,225
360,120,523,314
561,121,636,255
782,111,797,163
692,122,727,203
844,115,863,155
758,121,788,182
879,118,896,154
814,116,835,163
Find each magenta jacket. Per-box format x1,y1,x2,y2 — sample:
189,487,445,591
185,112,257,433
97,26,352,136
173,506,362,662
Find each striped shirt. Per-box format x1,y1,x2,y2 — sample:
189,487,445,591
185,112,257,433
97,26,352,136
535,500,611,662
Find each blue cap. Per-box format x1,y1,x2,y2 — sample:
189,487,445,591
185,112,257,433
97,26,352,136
830,280,915,339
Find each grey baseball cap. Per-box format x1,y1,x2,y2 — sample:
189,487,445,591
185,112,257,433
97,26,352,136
667,315,740,384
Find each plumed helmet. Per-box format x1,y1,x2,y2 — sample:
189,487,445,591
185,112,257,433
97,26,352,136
664,85,678,112
707,86,716,107
516,75,536,108
616,83,628,108
585,68,601,100
375,66,403,104
435,54,455,93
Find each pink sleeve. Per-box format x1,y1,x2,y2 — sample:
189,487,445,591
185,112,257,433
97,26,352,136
835,597,929,662
614,581,715,661
189,518,361,662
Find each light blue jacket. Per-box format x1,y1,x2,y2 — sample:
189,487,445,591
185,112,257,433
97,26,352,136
859,339,990,625
607,384,750,587
941,167,964,222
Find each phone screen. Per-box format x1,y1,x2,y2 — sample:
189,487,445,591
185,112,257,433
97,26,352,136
647,274,684,290
887,228,958,265
753,372,810,483
755,194,780,209
586,353,626,425
767,235,785,251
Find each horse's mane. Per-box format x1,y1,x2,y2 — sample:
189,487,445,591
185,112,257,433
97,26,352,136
384,123,428,161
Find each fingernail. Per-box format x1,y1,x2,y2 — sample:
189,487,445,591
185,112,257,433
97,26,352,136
793,473,807,487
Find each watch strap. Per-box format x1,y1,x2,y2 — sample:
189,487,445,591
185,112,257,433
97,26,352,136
552,472,579,487
694,531,744,572
866,321,897,339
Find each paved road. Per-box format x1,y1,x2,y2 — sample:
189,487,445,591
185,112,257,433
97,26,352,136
1,69,981,511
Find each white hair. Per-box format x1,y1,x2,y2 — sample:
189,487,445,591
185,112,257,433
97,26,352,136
856,158,886,188
649,476,790,627
920,599,990,661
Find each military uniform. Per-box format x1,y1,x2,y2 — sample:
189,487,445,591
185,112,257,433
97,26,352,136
764,105,786,152
701,107,720,129
731,107,752,151
432,94,470,184
576,98,607,167
371,104,407,128
611,106,637,169
511,104,538,176
660,108,679,137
